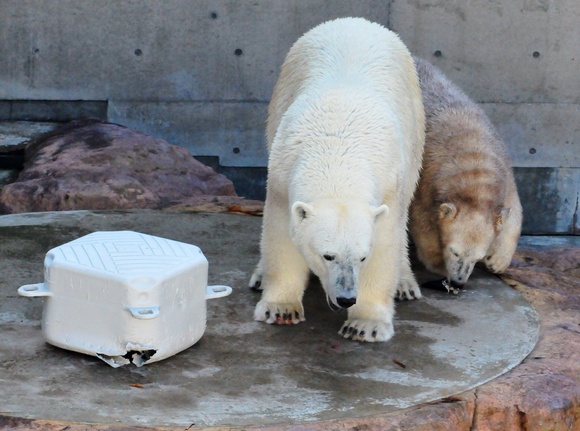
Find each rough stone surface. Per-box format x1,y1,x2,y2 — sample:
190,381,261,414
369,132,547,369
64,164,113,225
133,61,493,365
0,120,239,214
468,246,580,431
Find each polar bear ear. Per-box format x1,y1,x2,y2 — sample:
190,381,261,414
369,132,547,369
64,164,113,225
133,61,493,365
373,204,389,220
292,201,315,224
439,203,457,220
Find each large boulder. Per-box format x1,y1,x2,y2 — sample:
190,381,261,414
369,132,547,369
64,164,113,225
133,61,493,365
0,120,238,213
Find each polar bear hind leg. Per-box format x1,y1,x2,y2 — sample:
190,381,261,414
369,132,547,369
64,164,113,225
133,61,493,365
249,259,264,291
396,223,422,300
396,255,422,300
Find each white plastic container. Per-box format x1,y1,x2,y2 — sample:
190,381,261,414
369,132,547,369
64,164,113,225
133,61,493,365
18,231,231,367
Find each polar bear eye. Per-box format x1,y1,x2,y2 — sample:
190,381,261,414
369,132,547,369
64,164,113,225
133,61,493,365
361,257,366,262
323,254,335,262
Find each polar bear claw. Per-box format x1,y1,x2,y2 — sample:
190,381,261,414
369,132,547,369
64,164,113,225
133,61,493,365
254,299,305,325
249,268,263,291
484,252,512,274
339,319,394,342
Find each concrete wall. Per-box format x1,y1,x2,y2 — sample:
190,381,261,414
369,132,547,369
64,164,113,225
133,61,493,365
0,0,578,233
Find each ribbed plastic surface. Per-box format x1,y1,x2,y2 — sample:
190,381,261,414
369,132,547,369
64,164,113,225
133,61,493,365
52,231,203,276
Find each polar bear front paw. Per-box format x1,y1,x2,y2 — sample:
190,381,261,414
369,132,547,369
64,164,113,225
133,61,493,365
484,252,511,274
339,319,394,342
254,299,305,325
396,278,422,300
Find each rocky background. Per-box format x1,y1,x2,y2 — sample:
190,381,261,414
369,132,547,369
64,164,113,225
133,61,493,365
0,120,263,215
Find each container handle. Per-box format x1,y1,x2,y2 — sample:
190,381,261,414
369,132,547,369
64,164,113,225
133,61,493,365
18,283,52,297
206,285,232,300
125,306,160,320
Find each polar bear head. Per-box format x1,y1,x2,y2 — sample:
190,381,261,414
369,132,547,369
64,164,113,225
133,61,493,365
290,199,388,309
438,203,510,285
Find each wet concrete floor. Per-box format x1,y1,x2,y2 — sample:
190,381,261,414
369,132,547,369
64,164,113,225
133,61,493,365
0,210,539,428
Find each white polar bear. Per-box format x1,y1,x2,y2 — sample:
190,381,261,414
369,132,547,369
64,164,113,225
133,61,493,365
250,18,425,342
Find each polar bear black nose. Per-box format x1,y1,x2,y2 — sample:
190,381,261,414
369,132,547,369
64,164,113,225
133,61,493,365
336,297,357,308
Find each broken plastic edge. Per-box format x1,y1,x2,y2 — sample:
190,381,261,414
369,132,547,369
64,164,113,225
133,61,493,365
97,343,158,368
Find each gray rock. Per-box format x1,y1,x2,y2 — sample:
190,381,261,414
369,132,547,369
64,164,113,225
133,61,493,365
0,120,237,213
0,121,59,152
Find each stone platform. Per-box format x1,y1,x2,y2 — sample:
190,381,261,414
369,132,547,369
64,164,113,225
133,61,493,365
0,210,577,431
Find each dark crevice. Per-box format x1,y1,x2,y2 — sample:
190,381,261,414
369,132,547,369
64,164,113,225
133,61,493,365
469,389,478,431
0,150,25,169
572,192,579,234
515,404,529,431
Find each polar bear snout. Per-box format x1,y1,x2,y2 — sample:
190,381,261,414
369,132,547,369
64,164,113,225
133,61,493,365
336,296,357,308
326,294,357,311
326,262,359,309
445,256,477,286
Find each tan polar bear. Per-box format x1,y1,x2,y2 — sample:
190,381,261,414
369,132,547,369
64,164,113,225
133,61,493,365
409,58,523,287
249,18,425,342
